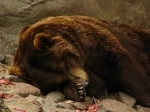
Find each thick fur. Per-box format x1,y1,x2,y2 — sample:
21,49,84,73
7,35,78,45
8,15,150,107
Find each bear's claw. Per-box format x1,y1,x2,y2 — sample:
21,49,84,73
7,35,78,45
76,83,86,101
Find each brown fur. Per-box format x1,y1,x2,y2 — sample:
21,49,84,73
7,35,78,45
8,15,150,107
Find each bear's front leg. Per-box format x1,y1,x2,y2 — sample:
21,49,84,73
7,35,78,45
63,79,88,101
63,68,89,101
8,66,30,81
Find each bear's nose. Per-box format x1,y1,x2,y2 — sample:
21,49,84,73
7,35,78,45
84,80,89,86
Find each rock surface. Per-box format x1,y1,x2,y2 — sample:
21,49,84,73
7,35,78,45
0,82,41,97
135,105,150,112
99,99,137,112
4,97,43,112
114,92,136,107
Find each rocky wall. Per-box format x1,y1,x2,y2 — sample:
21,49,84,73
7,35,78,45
0,0,150,63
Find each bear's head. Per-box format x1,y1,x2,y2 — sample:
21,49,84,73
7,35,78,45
8,24,89,90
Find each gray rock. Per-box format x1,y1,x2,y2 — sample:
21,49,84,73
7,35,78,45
99,99,137,112
57,102,75,110
2,54,13,66
114,92,136,107
138,109,145,112
4,74,28,83
4,97,44,112
0,63,9,76
42,106,75,112
45,91,65,103
135,105,150,112
0,99,11,112
26,95,44,105
0,55,5,62
0,82,41,97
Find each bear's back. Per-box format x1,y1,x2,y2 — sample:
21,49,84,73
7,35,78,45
23,15,150,75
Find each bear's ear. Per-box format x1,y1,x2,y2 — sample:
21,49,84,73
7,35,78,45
50,36,80,58
33,33,51,52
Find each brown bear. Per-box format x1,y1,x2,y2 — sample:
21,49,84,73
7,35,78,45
8,15,150,107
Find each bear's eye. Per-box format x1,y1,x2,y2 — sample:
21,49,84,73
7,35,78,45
38,57,67,73
51,61,68,72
